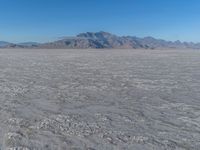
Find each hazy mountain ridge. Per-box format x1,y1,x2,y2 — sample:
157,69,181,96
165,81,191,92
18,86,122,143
1,31,200,49
0,41,40,48
0,41,12,47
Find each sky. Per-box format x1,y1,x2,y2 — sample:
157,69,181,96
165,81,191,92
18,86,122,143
0,0,200,43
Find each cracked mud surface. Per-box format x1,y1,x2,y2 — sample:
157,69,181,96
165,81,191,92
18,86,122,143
0,49,199,150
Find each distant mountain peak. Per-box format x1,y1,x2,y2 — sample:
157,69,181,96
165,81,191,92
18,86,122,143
77,31,115,39
1,31,200,49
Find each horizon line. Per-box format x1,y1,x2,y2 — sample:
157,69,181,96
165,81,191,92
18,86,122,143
0,31,199,44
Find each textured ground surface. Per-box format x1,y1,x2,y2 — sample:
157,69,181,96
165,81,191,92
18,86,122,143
0,49,199,150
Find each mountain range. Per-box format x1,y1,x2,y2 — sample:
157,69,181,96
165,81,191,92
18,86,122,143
1,31,200,49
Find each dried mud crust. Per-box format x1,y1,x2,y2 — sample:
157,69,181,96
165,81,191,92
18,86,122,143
0,49,199,150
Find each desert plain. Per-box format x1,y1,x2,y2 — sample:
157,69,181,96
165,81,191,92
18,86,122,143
0,49,199,150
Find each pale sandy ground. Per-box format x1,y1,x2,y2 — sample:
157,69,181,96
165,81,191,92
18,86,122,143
0,49,199,150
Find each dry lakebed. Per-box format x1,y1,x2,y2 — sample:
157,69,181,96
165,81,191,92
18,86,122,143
0,49,199,150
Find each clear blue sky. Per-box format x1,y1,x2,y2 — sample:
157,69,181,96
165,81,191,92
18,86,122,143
0,0,200,43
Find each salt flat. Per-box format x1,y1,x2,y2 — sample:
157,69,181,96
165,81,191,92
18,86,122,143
0,49,199,150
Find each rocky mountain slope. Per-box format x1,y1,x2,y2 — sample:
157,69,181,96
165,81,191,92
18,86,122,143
1,31,200,49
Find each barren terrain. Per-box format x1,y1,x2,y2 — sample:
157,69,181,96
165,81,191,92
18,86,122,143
0,49,199,150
